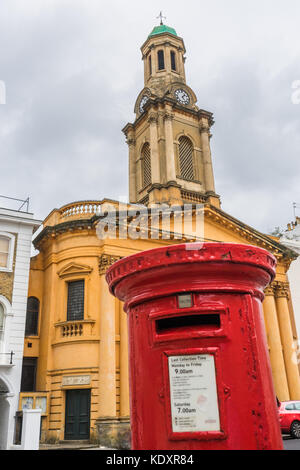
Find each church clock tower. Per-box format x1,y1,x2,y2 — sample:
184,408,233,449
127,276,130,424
123,22,221,208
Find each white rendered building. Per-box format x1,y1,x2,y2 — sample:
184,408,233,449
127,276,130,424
0,205,40,450
280,218,300,343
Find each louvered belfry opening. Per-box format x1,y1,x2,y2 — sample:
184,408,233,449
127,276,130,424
170,50,176,71
157,50,165,70
178,136,194,180
142,142,152,188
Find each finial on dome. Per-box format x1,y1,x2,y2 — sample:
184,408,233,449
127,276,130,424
156,11,166,25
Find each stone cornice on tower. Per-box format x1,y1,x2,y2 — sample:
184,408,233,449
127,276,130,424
140,30,186,60
123,98,214,134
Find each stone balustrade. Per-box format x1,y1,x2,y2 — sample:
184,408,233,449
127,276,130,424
54,319,96,341
59,201,104,221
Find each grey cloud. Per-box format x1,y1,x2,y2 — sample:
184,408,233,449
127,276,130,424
1,0,300,235
197,58,300,232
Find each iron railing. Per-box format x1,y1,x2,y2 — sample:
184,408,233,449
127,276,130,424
0,351,15,365
0,195,30,212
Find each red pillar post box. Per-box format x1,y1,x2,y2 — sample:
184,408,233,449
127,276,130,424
106,243,283,450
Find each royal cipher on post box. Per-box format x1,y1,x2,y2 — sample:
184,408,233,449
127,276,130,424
106,243,283,450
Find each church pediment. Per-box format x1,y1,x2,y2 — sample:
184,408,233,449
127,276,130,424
204,205,298,264
57,262,93,278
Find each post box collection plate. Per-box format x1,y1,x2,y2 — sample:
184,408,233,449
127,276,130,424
168,354,220,433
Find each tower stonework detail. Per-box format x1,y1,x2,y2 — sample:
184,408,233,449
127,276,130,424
123,24,220,208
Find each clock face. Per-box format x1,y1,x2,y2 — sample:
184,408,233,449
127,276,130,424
174,89,190,105
139,95,150,113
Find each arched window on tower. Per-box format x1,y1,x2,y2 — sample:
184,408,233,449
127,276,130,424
170,51,176,71
25,297,40,336
157,50,165,70
148,55,152,76
178,136,194,181
141,143,152,188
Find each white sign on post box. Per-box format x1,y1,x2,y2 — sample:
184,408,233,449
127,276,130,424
168,354,220,433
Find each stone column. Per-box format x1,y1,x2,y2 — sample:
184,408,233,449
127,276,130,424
99,274,117,417
179,48,186,82
143,53,147,85
200,120,216,193
152,46,158,76
127,136,136,203
165,42,170,73
97,255,131,449
275,281,300,400
263,285,290,401
163,111,177,183
119,300,129,417
148,113,160,184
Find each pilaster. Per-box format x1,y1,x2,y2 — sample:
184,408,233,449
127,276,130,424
98,274,117,417
148,112,160,184
163,111,177,183
119,299,129,418
126,136,137,203
200,120,215,194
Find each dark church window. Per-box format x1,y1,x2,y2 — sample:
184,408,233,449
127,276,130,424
67,280,85,321
25,297,39,336
149,55,152,76
21,357,37,392
171,51,176,71
157,50,165,70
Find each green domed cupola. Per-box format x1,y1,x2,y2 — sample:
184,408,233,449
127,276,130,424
148,24,177,38
139,17,187,97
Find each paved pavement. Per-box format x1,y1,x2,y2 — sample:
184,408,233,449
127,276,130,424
282,435,300,450
39,441,112,450
39,436,300,451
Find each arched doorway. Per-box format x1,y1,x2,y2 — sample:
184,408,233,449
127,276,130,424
0,377,11,449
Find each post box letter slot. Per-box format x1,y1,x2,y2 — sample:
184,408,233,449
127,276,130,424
156,314,221,334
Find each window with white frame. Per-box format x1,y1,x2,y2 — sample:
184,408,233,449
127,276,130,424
0,233,15,271
0,237,9,268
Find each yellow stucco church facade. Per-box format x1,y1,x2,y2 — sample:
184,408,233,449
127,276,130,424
21,23,300,447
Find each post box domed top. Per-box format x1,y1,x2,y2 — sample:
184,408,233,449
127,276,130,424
106,243,277,308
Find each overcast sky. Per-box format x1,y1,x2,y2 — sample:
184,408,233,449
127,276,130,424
0,0,300,235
